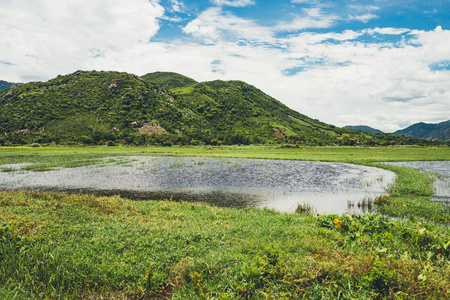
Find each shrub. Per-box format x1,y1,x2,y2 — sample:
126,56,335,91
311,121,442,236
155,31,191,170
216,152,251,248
365,260,398,296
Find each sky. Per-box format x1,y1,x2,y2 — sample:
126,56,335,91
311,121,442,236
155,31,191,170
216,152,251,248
1,0,449,132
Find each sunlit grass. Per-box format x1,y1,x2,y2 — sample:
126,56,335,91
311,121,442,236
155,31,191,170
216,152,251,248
1,190,450,299
1,145,449,167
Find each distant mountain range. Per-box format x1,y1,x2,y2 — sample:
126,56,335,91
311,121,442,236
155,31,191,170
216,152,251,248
394,120,450,141
0,80,21,92
344,121,450,141
0,71,441,146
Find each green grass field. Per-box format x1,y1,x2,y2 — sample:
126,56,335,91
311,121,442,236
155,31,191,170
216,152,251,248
1,145,449,165
1,145,449,299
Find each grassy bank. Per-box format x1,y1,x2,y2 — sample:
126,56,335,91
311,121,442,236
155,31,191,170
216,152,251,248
1,190,450,299
1,146,449,299
373,164,450,224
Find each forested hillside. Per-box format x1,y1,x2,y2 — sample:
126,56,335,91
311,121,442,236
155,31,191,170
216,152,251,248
0,70,439,146
343,125,383,134
394,120,450,141
0,80,21,92
141,71,198,89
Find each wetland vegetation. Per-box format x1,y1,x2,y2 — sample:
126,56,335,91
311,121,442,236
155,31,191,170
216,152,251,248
1,145,450,299
0,156,395,214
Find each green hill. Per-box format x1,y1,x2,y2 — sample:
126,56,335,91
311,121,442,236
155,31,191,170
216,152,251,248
0,70,438,146
141,71,197,89
394,120,450,141
343,125,383,134
0,80,21,92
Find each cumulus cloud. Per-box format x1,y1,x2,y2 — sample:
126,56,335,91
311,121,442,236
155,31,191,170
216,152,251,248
210,0,255,7
273,27,450,131
365,27,410,35
280,30,363,47
276,8,338,31
0,0,164,81
183,7,273,43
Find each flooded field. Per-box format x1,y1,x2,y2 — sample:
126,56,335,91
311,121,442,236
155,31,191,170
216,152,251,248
0,156,395,214
383,161,450,203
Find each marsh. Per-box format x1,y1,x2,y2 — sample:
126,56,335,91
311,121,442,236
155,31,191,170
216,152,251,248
0,156,396,214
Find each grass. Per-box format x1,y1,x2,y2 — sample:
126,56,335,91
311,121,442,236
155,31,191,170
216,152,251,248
0,167,18,173
369,164,450,224
1,190,450,299
1,145,449,299
1,145,449,167
170,162,186,168
0,155,136,173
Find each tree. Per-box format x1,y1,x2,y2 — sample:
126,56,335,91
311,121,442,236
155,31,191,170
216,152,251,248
341,134,354,146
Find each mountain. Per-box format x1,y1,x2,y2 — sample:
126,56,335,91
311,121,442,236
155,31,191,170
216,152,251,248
394,120,450,141
0,70,438,146
343,125,383,134
0,80,21,92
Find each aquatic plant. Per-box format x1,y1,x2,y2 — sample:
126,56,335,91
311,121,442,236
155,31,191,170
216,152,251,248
356,197,374,212
374,194,389,205
295,202,315,214
170,162,186,168
0,167,17,173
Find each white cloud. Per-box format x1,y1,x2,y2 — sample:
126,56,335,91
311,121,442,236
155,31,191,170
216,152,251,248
170,0,184,12
183,7,273,43
276,8,338,31
365,27,410,35
409,26,450,63
210,0,255,7
347,4,380,23
0,0,164,81
349,13,378,23
348,5,379,12
282,30,362,46
291,0,319,3
273,28,450,131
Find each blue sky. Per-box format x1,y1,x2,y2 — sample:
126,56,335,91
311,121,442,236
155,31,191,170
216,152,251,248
1,0,449,131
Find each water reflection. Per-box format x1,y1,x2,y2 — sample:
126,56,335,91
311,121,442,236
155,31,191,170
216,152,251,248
0,156,395,214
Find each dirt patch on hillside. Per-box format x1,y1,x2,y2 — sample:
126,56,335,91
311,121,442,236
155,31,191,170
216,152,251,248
273,128,286,140
139,120,167,135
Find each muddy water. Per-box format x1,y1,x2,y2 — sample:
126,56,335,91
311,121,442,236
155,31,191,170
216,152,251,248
383,161,450,203
0,156,395,214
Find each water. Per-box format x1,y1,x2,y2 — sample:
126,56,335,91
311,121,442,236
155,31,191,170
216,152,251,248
382,161,450,203
0,156,395,214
